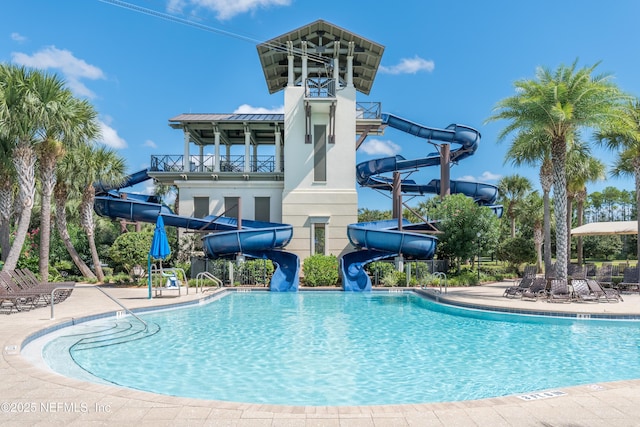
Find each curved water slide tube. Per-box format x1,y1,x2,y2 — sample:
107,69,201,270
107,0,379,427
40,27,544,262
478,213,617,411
93,169,299,292
342,113,501,291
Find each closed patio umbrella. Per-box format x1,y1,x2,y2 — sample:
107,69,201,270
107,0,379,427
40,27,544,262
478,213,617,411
148,215,171,298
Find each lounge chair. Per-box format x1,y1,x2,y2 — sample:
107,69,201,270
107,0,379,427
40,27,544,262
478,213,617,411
548,279,572,303
594,264,613,289
9,269,74,303
520,277,547,301
571,279,599,303
0,273,44,311
586,278,623,303
504,265,537,298
617,267,639,294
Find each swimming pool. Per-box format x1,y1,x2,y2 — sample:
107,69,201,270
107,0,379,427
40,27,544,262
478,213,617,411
37,291,640,406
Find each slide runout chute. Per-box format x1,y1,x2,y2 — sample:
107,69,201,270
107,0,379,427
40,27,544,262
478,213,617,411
341,219,438,292
93,169,300,292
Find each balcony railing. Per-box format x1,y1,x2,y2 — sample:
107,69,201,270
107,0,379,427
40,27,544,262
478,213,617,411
305,77,336,98
150,155,278,173
356,102,381,119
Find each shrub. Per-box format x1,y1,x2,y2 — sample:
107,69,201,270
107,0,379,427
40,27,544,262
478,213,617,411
381,270,405,287
109,232,154,275
302,254,339,286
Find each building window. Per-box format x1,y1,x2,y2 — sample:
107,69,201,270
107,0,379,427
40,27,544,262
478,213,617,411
193,197,209,219
224,197,239,219
255,197,270,222
313,223,326,255
309,216,329,255
313,124,326,182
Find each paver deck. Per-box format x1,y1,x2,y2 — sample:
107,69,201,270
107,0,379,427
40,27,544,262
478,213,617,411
2,281,640,426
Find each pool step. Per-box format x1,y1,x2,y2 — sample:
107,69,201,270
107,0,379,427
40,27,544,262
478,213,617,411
71,320,160,351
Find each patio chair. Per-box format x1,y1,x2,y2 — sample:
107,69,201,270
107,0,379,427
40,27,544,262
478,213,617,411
548,279,572,303
520,277,547,301
568,264,586,279
11,269,74,303
586,278,623,303
617,267,639,294
503,265,537,298
594,264,613,289
0,273,44,311
571,279,599,303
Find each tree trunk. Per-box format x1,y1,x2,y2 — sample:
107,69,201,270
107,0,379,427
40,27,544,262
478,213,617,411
38,152,56,282
540,160,553,275
0,179,13,262
54,184,96,279
566,194,574,266
81,184,104,281
551,141,568,281
3,141,36,271
576,189,587,265
534,226,543,273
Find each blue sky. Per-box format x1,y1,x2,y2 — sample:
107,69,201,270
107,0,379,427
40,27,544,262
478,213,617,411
2,0,639,210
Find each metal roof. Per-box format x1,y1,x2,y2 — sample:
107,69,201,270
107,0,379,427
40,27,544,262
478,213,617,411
169,113,284,124
256,20,384,95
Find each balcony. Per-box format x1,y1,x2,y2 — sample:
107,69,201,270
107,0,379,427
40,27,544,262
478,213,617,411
150,155,283,179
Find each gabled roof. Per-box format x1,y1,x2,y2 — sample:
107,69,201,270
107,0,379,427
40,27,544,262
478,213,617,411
256,20,384,95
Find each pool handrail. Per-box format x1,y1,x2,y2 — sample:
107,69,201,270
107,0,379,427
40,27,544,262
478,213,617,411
421,272,447,294
49,285,148,330
196,271,223,293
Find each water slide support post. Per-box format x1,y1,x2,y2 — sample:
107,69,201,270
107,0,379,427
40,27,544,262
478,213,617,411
392,171,402,230
440,143,451,198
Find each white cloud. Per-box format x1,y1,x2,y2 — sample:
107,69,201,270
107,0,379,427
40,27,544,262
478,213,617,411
456,171,502,182
360,139,401,157
144,139,158,149
11,46,105,98
168,0,292,20
379,56,435,75
98,119,127,149
233,103,284,114
11,32,27,43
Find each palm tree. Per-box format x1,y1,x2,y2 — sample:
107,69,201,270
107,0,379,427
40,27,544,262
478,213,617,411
516,191,544,272
0,136,15,261
498,174,532,238
503,130,554,273
0,65,39,271
76,144,126,281
54,149,96,279
565,149,605,264
596,100,640,267
30,72,100,281
487,60,632,280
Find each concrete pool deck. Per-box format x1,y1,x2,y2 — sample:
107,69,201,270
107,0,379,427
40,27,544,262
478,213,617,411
2,282,640,426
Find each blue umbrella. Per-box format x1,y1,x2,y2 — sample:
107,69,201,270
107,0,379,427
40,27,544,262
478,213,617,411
148,215,171,298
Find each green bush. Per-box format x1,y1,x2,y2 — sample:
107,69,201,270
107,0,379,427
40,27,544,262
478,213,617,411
302,254,339,286
366,261,396,281
109,232,154,275
381,270,405,287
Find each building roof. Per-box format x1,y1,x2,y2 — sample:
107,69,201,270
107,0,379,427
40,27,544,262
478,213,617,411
256,20,384,95
169,113,284,124
168,113,284,146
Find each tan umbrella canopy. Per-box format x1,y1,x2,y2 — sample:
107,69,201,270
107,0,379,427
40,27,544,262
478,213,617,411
571,221,638,236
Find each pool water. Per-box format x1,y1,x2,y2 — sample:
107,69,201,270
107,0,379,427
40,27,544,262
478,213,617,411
43,291,640,406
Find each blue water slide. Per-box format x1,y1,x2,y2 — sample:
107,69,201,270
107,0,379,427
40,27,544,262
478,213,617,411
94,170,300,291
342,219,438,291
341,113,501,291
